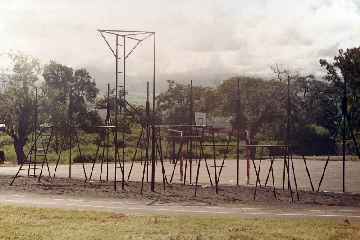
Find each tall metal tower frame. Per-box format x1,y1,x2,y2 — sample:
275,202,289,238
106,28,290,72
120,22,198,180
97,29,156,191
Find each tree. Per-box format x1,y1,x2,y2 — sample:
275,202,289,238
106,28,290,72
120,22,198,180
293,77,340,138
270,66,339,154
156,80,218,124
0,53,41,163
42,61,100,133
320,47,360,155
156,80,190,124
217,76,287,143
155,71,343,154
158,77,288,143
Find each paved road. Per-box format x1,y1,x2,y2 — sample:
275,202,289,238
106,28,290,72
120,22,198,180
1,191,360,220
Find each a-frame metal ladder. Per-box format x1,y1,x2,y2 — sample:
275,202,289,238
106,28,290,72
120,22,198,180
10,125,53,185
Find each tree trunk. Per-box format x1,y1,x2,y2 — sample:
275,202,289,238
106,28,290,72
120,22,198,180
13,139,26,165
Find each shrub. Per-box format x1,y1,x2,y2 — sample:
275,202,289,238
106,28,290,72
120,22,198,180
293,124,336,155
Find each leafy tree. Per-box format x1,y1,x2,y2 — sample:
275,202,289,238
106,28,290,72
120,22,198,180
42,61,100,133
156,80,190,124
0,53,41,163
158,77,289,143
292,77,340,139
217,76,287,143
156,80,218,124
154,68,350,155
320,47,360,155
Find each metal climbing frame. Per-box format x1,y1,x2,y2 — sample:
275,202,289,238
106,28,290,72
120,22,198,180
10,85,89,185
10,125,53,185
98,29,156,191
11,88,52,185
247,144,299,201
52,87,88,180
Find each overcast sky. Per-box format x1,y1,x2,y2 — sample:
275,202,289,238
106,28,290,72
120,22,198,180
1,0,360,98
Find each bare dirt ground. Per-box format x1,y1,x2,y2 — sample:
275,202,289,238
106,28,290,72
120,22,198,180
2,174,360,209
3,157,358,192
1,156,360,210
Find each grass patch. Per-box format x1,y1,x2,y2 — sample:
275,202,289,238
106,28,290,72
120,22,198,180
0,205,359,240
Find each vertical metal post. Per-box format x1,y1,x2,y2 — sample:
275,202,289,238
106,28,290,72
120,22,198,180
212,129,218,194
106,84,110,123
34,87,38,177
286,75,291,190
151,33,156,192
68,87,72,179
146,81,150,182
106,83,110,181
236,79,240,186
114,35,119,191
189,80,193,184
246,135,250,185
141,82,150,194
287,76,290,149
122,35,126,190
342,76,347,193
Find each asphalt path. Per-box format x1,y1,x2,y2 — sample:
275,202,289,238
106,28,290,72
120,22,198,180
1,190,360,220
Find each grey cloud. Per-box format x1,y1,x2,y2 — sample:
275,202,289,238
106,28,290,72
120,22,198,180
309,0,333,12
1,0,359,98
183,31,246,53
277,28,313,46
353,0,360,11
317,42,340,58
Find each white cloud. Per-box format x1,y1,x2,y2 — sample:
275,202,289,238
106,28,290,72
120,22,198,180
0,0,359,95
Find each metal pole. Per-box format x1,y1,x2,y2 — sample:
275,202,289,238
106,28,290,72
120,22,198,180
146,81,150,182
34,87,38,177
106,83,110,124
342,75,347,193
106,83,110,181
236,79,240,186
246,134,250,185
189,80,193,184
114,35,119,191
287,76,290,150
68,87,72,179
141,81,150,193
190,80,193,123
287,75,291,190
122,35,126,190
212,129,218,194
151,33,156,192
